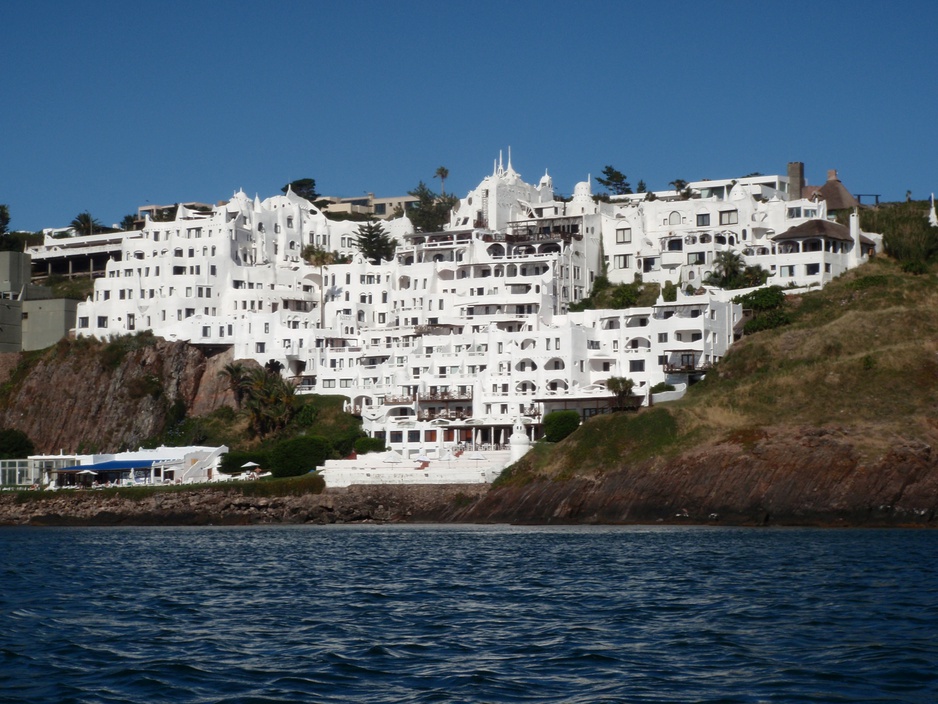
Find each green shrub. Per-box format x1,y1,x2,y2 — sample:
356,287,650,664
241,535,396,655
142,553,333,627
543,410,580,442
650,382,676,394
125,373,162,399
734,285,786,312
331,429,365,458
354,436,387,454
0,428,34,459
293,402,320,428
744,309,792,335
220,450,270,475
211,405,237,422
269,436,333,478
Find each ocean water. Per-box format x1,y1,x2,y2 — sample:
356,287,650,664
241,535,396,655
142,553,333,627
0,525,936,703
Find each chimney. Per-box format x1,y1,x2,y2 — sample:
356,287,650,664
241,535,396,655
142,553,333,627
787,162,804,200
827,169,839,182
849,207,861,268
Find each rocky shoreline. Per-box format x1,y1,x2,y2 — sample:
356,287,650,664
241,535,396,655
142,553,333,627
0,484,491,527
3,428,937,528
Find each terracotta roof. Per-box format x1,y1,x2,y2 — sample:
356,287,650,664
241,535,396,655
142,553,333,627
774,219,853,241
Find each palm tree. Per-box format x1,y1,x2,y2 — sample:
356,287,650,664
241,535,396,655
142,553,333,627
606,376,636,411
218,362,248,409
241,367,298,437
707,250,745,288
434,166,449,196
70,211,100,237
302,245,335,329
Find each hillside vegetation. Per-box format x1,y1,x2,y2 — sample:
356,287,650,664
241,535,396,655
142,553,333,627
500,255,938,484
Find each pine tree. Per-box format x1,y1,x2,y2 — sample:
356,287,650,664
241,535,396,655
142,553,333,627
355,221,397,264
596,166,632,195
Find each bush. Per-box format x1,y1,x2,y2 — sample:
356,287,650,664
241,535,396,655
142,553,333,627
293,402,320,428
125,373,162,399
744,309,792,335
220,450,270,475
0,428,34,459
331,429,365,458
354,436,387,454
543,410,580,442
211,405,237,423
269,436,333,478
734,285,786,312
650,382,676,394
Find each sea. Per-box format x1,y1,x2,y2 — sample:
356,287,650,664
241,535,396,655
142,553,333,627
0,525,936,703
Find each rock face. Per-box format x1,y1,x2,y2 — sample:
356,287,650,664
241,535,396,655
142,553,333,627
0,484,489,526
447,428,938,526
0,341,235,453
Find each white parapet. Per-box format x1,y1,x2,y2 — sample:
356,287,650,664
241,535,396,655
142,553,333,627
319,450,513,488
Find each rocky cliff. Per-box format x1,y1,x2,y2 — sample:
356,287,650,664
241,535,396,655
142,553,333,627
0,337,234,453
449,427,938,526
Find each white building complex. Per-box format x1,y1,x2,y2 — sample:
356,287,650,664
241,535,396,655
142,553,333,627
28,156,878,472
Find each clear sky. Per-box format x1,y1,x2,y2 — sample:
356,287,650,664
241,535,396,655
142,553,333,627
2,0,936,232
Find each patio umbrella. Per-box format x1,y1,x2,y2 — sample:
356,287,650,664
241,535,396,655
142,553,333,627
77,470,97,475
241,461,260,469
414,454,432,463
383,451,403,464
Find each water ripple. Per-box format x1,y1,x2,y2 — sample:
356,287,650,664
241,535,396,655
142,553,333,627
1,525,936,702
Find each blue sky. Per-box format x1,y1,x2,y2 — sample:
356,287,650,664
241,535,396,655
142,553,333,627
2,1,936,231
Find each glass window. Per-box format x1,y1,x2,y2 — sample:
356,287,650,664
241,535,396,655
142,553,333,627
719,210,738,225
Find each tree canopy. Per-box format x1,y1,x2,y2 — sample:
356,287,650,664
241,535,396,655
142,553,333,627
0,205,9,237
434,166,449,195
605,376,636,411
355,220,397,264
407,181,458,233
596,165,632,195
282,178,319,201
70,211,101,236
0,427,34,459
705,250,769,289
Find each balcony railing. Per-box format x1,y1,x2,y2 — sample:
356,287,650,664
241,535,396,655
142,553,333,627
663,362,712,373
417,391,473,402
419,409,471,421
383,395,414,405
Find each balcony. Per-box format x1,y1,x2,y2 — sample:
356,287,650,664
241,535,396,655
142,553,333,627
419,409,471,421
383,395,415,405
663,361,712,374
417,390,473,402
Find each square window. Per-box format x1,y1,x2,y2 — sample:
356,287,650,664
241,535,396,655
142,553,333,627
719,210,738,225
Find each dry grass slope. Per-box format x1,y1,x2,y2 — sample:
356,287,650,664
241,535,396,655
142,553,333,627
505,256,938,481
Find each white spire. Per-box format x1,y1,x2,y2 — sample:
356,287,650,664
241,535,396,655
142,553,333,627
929,193,938,228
